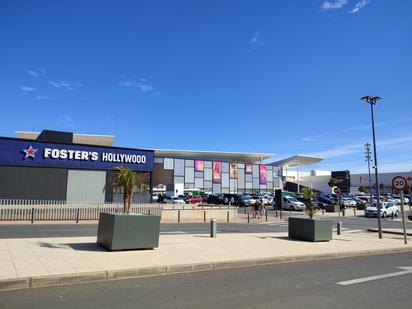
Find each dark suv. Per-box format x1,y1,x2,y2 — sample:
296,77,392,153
207,194,223,205
222,194,241,205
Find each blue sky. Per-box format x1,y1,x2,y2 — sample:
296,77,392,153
1,0,411,173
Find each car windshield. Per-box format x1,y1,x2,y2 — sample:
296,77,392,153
287,197,299,202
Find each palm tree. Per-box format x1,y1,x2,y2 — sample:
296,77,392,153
358,186,367,193
379,183,385,193
112,166,144,214
328,178,337,188
302,187,317,219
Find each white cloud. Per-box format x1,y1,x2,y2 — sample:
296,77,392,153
321,0,348,10
21,85,35,92
250,32,264,46
308,135,412,159
349,0,370,14
59,115,75,130
49,80,74,90
35,95,48,100
120,76,154,93
26,70,38,77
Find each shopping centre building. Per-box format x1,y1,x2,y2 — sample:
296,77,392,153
0,130,323,203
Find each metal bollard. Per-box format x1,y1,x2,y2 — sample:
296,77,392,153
204,210,206,223
227,211,229,223
178,210,181,223
210,218,217,238
265,209,268,221
322,208,325,215
337,222,342,235
247,212,250,223
76,208,80,224
31,207,35,224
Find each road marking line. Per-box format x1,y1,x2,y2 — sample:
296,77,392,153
337,267,412,286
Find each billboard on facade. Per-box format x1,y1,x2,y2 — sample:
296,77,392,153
245,164,252,174
259,165,267,185
194,160,204,172
212,162,222,184
229,163,238,179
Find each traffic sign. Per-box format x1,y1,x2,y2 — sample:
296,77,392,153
333,187,341,195
392,176,408,191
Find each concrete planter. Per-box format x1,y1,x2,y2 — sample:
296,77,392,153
288,217,332,242
325,204,340,212
97,213,161,251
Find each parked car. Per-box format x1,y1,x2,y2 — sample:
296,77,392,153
239,195,257,206
252,195,270,205
318,196,337,205
222,194,242,205
207,194,223,205
163,196,186,204
364,202,399,218
184,195,203,204
341,197,357,207
408,212,412,221
295,196,326,209
272,196,305,211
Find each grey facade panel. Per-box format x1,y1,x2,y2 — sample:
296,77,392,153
185,167,194,184
253,178,259,188
222,162,229,173
238,169,245,189
204,161,212,168
174,159,184,176
245,174,253,182
212,183,221,194
204,168,212,181
0,166,67,201
252,165,259,178
66,170,106,202
194,178,203,189
222,172,229,188
185,160,194,167
195,172,204,178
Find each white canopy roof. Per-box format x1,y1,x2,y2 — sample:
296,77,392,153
267,154,324,168
154,149,273,164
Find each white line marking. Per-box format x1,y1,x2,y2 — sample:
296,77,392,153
337,267,412,286
160,231,187,234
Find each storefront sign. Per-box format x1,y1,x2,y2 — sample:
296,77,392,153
0,138,154,172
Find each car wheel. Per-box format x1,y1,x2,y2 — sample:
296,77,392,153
289,206,295,211
382,212,387,218
395,210,400,217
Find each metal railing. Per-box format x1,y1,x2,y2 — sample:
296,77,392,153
0,200,163,222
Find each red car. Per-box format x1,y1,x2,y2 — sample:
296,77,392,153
184,196,203,204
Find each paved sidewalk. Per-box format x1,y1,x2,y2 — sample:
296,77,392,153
0,229,411,291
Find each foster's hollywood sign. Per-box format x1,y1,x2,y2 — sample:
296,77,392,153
0,138,154,171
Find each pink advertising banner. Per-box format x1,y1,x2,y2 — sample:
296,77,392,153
194,160,204,172
213,162,222,184
259,165,267,185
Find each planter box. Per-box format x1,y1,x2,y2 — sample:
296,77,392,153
325,204,340,212
288,217,332,242
97,213,161,251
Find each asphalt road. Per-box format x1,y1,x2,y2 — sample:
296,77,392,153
0,211,411,238
1,252,411,309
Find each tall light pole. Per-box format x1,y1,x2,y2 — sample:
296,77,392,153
364,143,373,202
361,96,382,239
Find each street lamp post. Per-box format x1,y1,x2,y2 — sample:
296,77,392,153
364,143,373,202
361,96,382,239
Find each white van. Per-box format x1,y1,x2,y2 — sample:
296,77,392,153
281,196,306,211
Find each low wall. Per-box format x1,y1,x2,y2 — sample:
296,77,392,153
161,207,238,222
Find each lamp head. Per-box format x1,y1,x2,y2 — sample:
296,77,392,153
371,96,381,101
361,96,371,102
